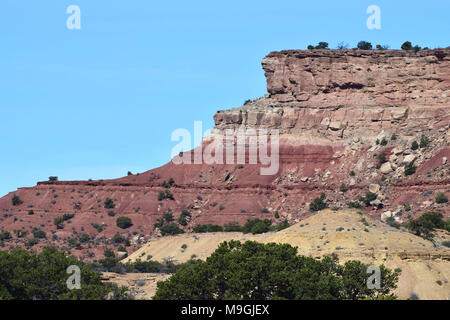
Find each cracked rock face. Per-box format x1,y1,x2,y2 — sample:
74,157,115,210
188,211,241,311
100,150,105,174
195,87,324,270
214,49,450,140
262,49,450,108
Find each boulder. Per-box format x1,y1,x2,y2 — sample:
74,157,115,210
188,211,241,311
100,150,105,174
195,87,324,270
380,162,393,174
369,184,381,194
403,154,416,163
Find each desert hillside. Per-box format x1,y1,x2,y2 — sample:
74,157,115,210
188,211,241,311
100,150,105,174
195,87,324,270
122,209,450,300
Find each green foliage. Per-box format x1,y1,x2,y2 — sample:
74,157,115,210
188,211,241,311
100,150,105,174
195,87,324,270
411,141,419,150
379,137,388,146
274,211,280,219
404,162,416,176
116,217,133,229
340,183,348,193
193,224,224,233
308,42,329,49
104,198,115,209
309,193,328,212
347,201,362,209
0,231,12,241
242,219,271,234
11,194,23,206
48,176,58,182
407,211,445,240
0,247,131,300
158,189,174,200
401,41,412,50
159,223,185,236
435,192,448,204
108,210,115,217
358,192,377,207
401,41,421,52
357,41,373,50
154,241,399,300
178,210,191,226
54,216,64,229
32,228,46,239
224,222,242,232
419,135,430,148
91,223,104,233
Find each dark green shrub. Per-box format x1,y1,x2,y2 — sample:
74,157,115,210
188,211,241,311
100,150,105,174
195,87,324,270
357,41,372,50
160,223,184,236
193,224,223,233
0,247,131,299
32,228,46,239
309,193,327,212
407,211,445,240
242,219,272,234
154,241,399,300
48,176,58,182
116,217,133,229
224,222,242,232
11,194,22,206
419,135,429,148
404,162,416,176
104,198,115,209
411,141,419,150
435,192,448,204
359,192,377,207
177,210,191,226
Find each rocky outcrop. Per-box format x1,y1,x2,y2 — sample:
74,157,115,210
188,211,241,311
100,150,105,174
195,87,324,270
214,49,450,140
262,49,450,108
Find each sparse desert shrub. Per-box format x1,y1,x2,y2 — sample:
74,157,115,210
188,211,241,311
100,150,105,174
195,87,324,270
261,208,270,214
104,198,115,209
0,231,12,241
54,217,64,229
347,201,362,209
11,194,23,206
177,210,191,226
159,223,184,236
404,162,416,176
407,211,445,240
359,192,377,207
309,193,328,212
48,176,58,182
224,222,242,232
411,141,419,150
32,228,46,239
108,210,115,217
116,217,133,229
419,134,430,148
242,219,271,234
435,192,448,204
193,224,223,233
357,41,372,50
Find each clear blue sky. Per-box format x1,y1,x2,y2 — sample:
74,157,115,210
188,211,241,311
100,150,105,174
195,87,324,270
0,0,448,196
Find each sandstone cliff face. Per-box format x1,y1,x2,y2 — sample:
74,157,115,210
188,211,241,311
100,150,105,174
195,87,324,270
214,49,450,139
263,49,449,108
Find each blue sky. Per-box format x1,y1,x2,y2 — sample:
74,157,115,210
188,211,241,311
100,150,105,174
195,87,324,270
0,0,448,196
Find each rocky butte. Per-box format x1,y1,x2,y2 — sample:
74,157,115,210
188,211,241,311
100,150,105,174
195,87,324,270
0,49,449,261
